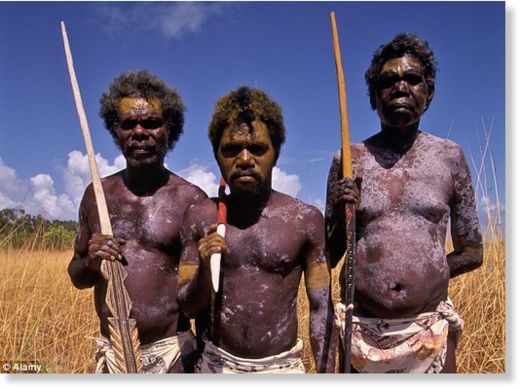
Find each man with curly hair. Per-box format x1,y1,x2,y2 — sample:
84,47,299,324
68,70,207,373
326,33,483,373
177,86,335,373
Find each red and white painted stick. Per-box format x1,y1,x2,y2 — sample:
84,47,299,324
210,177,228,292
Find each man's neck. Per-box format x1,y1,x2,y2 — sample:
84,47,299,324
123,162,169,196
377,122,420,153
227,187,272,227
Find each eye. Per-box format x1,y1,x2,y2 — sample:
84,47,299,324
220,144,242,158
404,73,424,85
248,144,268,155
119,119,137,130
140,118,164,129
378,75,399,89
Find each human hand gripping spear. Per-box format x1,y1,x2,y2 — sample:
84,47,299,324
61,21,144,373
210,177,228,292
330,12,356,373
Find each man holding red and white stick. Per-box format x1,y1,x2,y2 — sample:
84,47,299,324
178,86,335,373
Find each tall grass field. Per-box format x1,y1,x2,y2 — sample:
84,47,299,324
0,233,505,374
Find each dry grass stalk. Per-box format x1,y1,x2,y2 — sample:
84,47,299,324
0,230,504,373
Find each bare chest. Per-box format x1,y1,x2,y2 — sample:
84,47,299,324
103,193,182,249
223,216,307,276
355,148,453,224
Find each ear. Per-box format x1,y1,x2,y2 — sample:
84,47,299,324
426,86,435,106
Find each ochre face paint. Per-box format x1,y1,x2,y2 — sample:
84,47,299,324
119,97,162,118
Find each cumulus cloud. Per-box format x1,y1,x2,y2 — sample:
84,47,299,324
310,198,326,214
29,174,76,221
0,152,125,221
97,2,229,39
176,163,219,197
0,157,29,210
63,150,125,207
272,166,301,198
1,152,305,221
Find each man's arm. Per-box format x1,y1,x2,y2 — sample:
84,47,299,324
304,207,336,373
447,145,483,278
68,187,98,289
177,203,220,318
325,151,360,268
67,185,124,289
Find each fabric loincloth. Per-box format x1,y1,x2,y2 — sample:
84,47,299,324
94,330,196,373
195,338,305,374
334,298,464,373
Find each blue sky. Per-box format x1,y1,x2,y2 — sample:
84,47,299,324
0,1,505,224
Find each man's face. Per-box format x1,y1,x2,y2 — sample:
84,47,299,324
216,120,276,196
375,54,432,128
116,97,168,167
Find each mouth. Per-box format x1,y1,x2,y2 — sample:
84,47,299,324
230,171,260,185
127,144,155,157
235,175,256,184
389,98,413,109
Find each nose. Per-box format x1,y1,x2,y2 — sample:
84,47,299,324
237,148,254,167
131,123,149,139
395,79,410,93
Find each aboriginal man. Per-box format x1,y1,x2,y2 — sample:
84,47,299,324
177,86,335,373
68,70,207,373
326,33,483,373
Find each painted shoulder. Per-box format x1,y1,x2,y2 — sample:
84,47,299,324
168,172,209,199
271,190,323,219
418,132,465,161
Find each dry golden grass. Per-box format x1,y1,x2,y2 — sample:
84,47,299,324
0,236,505,374
0,249,98,373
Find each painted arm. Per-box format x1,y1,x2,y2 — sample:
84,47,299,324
68,186,125,289
447,145,483,278
177,203,228,318
325,152,360,268
304,208,336,373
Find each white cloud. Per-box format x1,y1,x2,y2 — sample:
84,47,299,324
0,152,126,221
97,2,228,39
29,174,76,221
1,153,305,221
310,198,326,214
272,166,301,198
63,150,125,207
176,163,219,197
0,157,29,210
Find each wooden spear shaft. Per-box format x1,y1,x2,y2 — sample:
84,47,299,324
330,12,356,374
60,21,143,373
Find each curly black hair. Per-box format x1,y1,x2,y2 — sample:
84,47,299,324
365,33,437,111
208,86,286,162
99,70,185,150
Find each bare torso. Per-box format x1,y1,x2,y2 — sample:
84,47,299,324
182,191,325,358
332,132,471,318
76,171,206,344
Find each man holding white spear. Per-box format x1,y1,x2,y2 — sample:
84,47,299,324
326,33,483,373
68,70,207,373
177,86,335,373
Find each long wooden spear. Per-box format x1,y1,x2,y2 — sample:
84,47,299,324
330,11,356,374
60,21,144,373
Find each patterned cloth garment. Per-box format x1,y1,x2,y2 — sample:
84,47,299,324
195,338,305,374
94,330,196,373
334,298,464,373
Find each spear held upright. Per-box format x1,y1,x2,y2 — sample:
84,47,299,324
60,21,144,373
330,12,357,374
210,177,228,292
